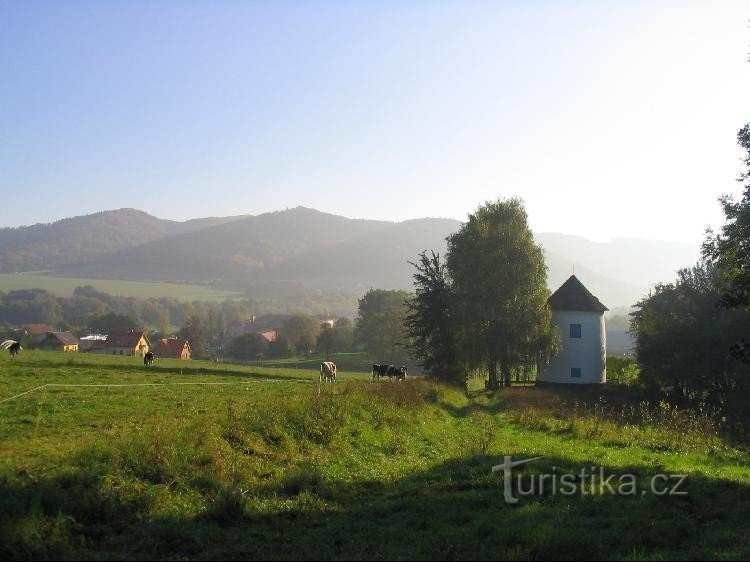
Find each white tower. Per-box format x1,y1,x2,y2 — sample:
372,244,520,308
538,275,608,385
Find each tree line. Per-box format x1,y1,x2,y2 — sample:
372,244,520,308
630,122,750,438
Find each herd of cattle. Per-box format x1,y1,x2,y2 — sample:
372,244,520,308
319,361,408,383
2,339,407,384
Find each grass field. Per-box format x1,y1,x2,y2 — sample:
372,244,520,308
1,351,749,560
0,272,241,301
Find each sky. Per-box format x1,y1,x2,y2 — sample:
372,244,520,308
1,0,749,250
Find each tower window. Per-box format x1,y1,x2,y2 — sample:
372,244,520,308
570,324,582,338
571,368,582,378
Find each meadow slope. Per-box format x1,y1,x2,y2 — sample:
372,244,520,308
0,352,748,560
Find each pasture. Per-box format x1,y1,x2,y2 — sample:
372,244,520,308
1,351,749,560
0,273,240,301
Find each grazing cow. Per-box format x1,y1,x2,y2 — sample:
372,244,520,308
372,363,393,381
1,340,22,358
143,351,155,367
320,361,337,383
395,366,408,381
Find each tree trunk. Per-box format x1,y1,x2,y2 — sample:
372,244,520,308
487,360,500,390
501,359,512,388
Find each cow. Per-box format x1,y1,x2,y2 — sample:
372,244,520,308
387,365,408,381
143,351,155,367
1,340,22,358
320,361,337,383
372,363,392,381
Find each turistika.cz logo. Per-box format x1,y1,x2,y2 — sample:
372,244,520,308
491,456,688,504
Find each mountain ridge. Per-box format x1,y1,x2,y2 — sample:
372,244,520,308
0,207,699,307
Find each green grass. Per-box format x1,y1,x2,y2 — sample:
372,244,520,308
0,351,749,560
0,272,241,301
256,351,374,372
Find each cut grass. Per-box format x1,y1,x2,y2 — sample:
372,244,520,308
0,351,749,560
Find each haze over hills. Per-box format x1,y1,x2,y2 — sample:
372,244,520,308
0,207,699,308
0,209,246,273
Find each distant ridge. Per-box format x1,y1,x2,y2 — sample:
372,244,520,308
0,206,699,307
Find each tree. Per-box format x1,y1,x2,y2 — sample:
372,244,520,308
181,314,206,358
404,251,462,385
446,198,558,389
89,312,138,334
228,332,269,360
355,289,411,363
281,315,320,357
333,317,354,353
630,261,750,435
703,123,750,307
317,323,336,361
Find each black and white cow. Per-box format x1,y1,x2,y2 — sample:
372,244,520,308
144,351,155,367
1,340,22,358
372,363,393,381
387,365,408,381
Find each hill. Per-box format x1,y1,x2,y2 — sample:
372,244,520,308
0,209,245,273
0,207,699,308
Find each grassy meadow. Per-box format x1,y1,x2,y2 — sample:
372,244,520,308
0,273,241,301
1,351,749,560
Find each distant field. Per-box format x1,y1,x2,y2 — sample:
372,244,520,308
1,351,749,560
0,272,241,301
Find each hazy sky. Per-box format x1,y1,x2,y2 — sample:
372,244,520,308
1,1,749,248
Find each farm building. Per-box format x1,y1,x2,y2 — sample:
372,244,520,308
152,337,191,360
538,275,608,385
38,331,80,352
91,330,150,357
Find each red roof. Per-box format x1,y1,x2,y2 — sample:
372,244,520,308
22,324,52,336
259,330,277,343
104,330,149,348
153,337,190,358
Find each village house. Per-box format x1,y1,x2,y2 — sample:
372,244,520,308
91,330,150,357
152,337,191,360
38,331,80,352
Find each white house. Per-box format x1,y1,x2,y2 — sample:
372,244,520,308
538,275,608,385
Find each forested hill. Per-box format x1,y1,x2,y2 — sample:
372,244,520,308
0,209,245,273
0,207,698,308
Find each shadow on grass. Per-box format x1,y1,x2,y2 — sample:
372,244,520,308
5,356,321,383
2,453,749,561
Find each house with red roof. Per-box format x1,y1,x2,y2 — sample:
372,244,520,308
152,337,191,360
90,330,150,357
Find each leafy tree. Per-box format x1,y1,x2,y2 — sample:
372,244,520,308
268,333,294,358
630,261,750,435
355,289,411,363
703,123,750,307
89,312,138,334
333,317,354,353
228,332,269,360
317,323,336,360
404,251,462,385
181,314,206,358
281,314,320,357
446,198,558,389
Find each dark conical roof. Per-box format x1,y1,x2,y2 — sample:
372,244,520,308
548,275,608,312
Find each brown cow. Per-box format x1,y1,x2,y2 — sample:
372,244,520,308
320,361,337,383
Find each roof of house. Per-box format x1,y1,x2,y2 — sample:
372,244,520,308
259,330,277,343
42,331,80,346
104,330,149,348
22,324,52,336
548,275,608,312
153,337,190,356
